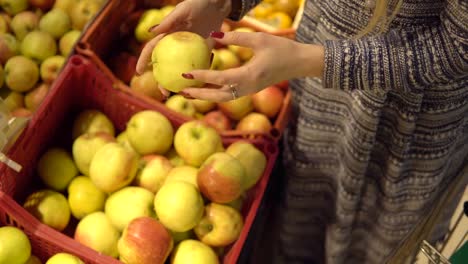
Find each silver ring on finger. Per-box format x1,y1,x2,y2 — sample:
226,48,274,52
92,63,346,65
229,84,239,100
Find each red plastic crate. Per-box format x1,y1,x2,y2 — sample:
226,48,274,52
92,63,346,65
76,0,292,142
0,55,279,264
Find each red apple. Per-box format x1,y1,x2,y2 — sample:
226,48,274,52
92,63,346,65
118,217,173,264
236,112,272,133
252,85,284,118
217,95,253,121
109,52,138,84
202,110,231,132
29,0,55,11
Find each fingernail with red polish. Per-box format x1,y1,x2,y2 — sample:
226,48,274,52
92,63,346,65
179,92,194,99
210,31,224,39
148,24,159,32
182,73,194,79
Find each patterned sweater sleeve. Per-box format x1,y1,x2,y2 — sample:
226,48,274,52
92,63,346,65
228,0,262,21
323,0,467,93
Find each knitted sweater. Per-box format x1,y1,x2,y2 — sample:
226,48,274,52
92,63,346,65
232,1,467,263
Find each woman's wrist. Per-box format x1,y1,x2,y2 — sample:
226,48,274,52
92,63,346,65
296,43,325,78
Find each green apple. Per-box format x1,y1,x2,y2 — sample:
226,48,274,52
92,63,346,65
21,30,57,62
67,176,107,219
39,8,71,39
197,152,246,203
37,147,78,191
164,165,199,189
173,120,222,167
152,31,210,92
74,211,120,258
129,71,164,101
171,239,219,264
194,203,243,247
126,110,174,155
25,255,42,264
40,55,65,84
72,131,115,176
190,99,216,113
72,109,115,140
69,0,101,30
118,217,174,264
165,94,196,117
0,0,28,15
105,186,156,231
24,82,49,112
23,189,71,231
0,89,24,111
59,29,81,57
154,181,204,232
10,11,39,41
134,155,173,193
225,141,267,190
134,9,164,43
214,48,240,70
45,253,84,264
0,33,18,64
89,142,139,193
0,226,31,264
4,55,39,92
217,95,254,121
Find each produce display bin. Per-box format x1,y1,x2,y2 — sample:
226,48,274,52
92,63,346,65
0,55,279,264
75,0,292,142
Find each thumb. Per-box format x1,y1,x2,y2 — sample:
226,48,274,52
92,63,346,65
209,31,259,49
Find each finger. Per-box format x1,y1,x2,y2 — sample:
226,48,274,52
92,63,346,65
158,85,171,98
136,33,166,75
148,6,186,36
209,31,261,49
184,68,242,86
180,87,233,102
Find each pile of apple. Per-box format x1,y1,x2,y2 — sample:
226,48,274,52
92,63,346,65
0,225,85,264
0,0,106,117
21,107,268,264
246,0,303,29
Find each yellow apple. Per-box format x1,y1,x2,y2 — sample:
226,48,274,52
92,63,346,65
89,142,139,193
213,48,240,70
69,0,101,30
165,147,185,167
0,226,31,264
130,71,164,102
228,27,255,61
170,229,195,244
173,120,222,167
171,239,219,264
152,31,210,92
72,132,115,176
24,255,42,264
154,181,204,232
126,110,174,155
190,99,216,113
116,130,137,153
74,212,120,258
225,141,267,190
134,9,164,43
217,95,254,121
165,94,196,117
236,112,273,133
164,165,199,188
194,203,243,247
37,147,78,191
72,109,115,140
23,189,71,231
45,253,84,264
105,186,156,231
133,155,173,193
67,176,107,219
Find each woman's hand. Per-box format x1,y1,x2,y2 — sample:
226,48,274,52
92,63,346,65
178,31,325,102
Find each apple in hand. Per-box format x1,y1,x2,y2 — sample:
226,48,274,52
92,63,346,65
46,253,84,264
37,147,78,191
126,110,174,155
202,110,231,132
164,165,199,188
252,85,284,118
152,31,211,92
59,29,81,57
118,217,174,264
133,155,173,193
197,152,246,203
173,120,222,167
171,240,219,264
40,55,65,83
105,186,156,231
21,30,57,62
4,55,39,92
191,99,216,113
72,109,115,140
226,141,267,190
236,112,273,133
130,71,164,101
39,8,71,39
74,212,120,258
194,203,243,247
89,142,139,193
0,0,28,15
23,189,71,231
0,33,19,64
154,181,204,232
134,9,164,43
0,226,31,264
24,82,49,112
10,11,39,41
165,94,196,117
217,95,254,121
72,131,115,176
68,176,107,219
